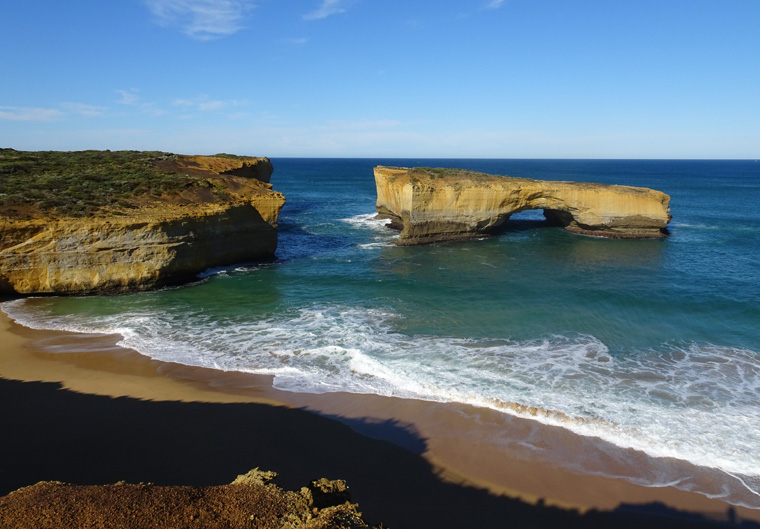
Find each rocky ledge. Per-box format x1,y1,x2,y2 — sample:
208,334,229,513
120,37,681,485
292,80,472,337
0,469,382,529
0,151,285,295
375,166,671,245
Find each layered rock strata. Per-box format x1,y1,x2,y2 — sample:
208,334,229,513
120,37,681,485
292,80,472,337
375,166,671,245
0,155,285,295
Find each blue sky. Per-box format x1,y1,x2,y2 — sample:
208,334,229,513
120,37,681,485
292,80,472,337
1,0,758,158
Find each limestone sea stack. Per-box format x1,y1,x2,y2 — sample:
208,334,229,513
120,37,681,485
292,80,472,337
374,166,671,245
0,151,285,295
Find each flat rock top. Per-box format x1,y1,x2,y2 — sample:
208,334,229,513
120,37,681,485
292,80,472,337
375,165,655,194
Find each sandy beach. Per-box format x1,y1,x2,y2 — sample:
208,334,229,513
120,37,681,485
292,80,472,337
1,308,758,528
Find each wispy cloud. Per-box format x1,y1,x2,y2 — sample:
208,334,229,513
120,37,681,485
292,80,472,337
174,98,226,112
61,102,109,117
0,106,64,122
303,0,350,21
484,0,505,9
116,89,141,106
115,89,164,116
145,0,253,40
173,96,247,112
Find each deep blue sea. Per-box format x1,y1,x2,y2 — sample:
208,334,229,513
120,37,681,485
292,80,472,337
4,159,760,504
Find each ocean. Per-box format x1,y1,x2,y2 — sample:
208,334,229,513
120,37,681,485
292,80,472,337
3,158,760,507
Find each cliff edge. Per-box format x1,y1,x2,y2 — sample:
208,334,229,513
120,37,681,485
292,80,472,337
375,166,671,245
0,150,285,295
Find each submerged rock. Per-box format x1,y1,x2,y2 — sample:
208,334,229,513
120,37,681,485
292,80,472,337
0,152,285,295
374,166,671,244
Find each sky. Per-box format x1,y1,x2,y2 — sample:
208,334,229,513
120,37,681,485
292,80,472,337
1,0,758,159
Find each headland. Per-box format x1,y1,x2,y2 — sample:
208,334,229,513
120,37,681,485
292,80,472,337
0,150,285,295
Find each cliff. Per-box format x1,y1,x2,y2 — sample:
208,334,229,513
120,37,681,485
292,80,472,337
375,166,671,244
0,152,285,295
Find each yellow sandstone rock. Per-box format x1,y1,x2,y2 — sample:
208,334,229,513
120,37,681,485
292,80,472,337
0,156,285,295
375,166,671,244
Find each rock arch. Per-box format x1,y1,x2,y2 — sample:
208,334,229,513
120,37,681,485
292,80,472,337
374,166,671,245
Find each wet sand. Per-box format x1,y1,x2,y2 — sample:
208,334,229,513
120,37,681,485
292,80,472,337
1,309,759,528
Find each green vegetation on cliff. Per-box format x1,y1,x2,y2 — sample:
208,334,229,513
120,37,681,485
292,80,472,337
0,149,230,217
403,167,511,185
407,167,494,180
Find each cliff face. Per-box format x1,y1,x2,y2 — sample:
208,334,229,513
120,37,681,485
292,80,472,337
375,166,671,245
0,155,285,295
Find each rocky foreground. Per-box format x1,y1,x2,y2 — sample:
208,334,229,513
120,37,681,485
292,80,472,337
375,166,672,244
0,151,285,295
0,469,382,529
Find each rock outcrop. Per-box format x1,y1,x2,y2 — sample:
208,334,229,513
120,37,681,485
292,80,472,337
0,469,381,529
375,166,671,244
0,155,285,295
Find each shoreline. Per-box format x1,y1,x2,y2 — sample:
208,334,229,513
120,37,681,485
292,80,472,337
1,309,759,526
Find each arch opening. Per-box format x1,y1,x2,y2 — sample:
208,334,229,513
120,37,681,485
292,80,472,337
491,208,571,235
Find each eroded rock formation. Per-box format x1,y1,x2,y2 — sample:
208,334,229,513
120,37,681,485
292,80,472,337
375,166,671,244
0,155,285,295
0,469,381,529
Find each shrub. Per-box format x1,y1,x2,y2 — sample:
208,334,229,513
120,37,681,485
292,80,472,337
0,149,209,216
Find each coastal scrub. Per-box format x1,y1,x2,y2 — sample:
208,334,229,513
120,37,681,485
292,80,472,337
0,149,248,217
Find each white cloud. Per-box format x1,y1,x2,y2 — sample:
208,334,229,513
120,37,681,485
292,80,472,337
484,0,505,9
0,106,64,122
173,96,246,112
115,89,165,116
116,89,140,106
174,98,222,111
303,0,350,21
145,0,253,40
61,102,109,117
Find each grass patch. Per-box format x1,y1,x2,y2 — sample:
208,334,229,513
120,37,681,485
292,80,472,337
0,149,220,217
407,167,495,180
211,153,252,161
405,167,498,183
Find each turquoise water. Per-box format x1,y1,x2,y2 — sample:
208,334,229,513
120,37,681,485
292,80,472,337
4,159,760,504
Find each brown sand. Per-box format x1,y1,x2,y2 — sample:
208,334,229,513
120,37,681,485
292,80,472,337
1,309,759,527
